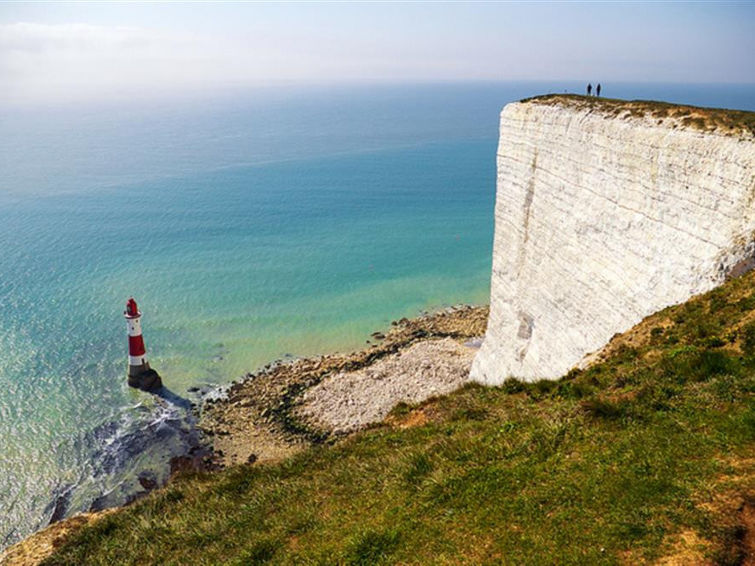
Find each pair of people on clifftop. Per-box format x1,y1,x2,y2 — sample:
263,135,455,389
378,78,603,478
586,83,602,97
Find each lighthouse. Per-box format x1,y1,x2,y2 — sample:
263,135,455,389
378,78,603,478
124,297,162,391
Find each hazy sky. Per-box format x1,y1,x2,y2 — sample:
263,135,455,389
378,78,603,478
1,2,753,105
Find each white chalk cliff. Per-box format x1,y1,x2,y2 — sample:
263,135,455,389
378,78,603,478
471,96,755,384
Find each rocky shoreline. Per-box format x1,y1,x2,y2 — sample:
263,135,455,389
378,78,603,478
1,305,488,566
199,304,488,467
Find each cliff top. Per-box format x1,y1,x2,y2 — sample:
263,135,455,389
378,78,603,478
520,93,755,137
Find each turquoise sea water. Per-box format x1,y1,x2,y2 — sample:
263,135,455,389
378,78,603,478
1,82,754,547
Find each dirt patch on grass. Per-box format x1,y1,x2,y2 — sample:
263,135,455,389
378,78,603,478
389,407,431,429
655,530,711,566
688,454,755,565
398,410,429,428
740,498,755,566
0,511,114,566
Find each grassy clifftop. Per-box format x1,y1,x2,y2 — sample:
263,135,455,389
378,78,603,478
37,272,755,565
521,94,755,136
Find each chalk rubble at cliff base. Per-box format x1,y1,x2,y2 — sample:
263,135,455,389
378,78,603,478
298,337,475,435
200,305,488,467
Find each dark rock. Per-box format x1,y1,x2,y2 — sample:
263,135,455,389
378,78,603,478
168,443,214,476
48,489,72,525
89,494,110,513
127,368,163,392
138,471,158,491
169,455,193,475
124,491,149,506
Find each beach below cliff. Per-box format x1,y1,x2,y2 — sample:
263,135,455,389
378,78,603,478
199,305,489,467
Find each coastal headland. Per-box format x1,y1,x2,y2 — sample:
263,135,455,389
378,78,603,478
4,95,754,565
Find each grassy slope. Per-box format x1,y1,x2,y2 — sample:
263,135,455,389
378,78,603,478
43,273,755,565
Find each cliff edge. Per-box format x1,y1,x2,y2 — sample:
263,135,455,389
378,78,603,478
471,95,755,383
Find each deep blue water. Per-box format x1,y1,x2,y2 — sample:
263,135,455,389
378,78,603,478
1,81,753,548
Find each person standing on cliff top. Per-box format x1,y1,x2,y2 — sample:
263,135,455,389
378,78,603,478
587,83,592,96
596,83,602,97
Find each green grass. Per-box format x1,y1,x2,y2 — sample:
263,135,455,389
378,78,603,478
43,273,755,565
521,94,755,136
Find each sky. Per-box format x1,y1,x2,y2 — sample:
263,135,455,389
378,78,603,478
1,1,754,106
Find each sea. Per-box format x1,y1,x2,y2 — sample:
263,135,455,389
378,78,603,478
1,81,754,549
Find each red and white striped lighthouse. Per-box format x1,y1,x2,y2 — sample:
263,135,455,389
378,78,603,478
124,297,162,391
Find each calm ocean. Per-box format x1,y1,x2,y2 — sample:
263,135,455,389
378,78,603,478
1,82,754,547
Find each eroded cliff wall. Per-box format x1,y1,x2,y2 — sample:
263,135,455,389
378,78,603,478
471,96,755,384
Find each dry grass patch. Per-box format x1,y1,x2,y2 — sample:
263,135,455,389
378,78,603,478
522,94,755,137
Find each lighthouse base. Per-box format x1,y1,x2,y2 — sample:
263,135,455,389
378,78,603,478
128,365,163,392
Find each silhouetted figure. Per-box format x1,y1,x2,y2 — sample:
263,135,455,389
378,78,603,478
596,83,602,97
587,83,592,96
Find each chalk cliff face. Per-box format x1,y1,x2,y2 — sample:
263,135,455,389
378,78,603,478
471,97,755,384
